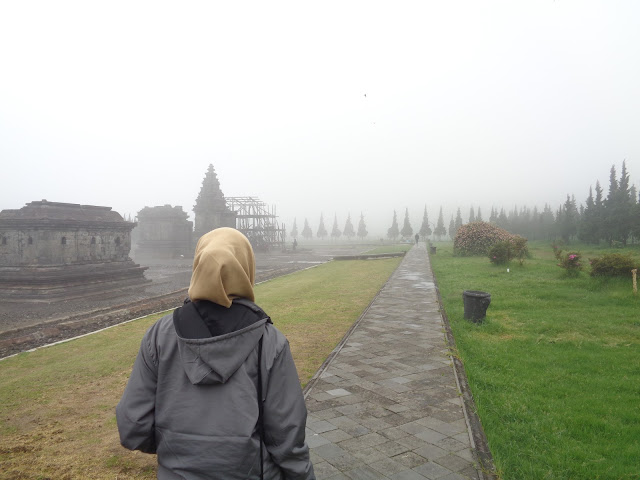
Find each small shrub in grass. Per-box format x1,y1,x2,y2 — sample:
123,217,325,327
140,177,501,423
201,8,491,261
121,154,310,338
489,238,529,265
589,253,639,277
557,251,583,276
454,221,526,256
551,241,564,261
489,241,512,264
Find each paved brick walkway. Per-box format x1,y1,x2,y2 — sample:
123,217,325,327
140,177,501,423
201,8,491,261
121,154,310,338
304,243,486,480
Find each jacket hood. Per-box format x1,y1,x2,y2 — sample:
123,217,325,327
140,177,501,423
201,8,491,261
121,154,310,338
173,300,269,385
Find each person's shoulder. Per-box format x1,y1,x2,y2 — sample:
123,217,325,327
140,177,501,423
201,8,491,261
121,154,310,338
142,310,177,341
263,322,289,358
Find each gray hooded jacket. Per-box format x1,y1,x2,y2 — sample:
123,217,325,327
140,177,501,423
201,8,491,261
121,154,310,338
116,299,315,480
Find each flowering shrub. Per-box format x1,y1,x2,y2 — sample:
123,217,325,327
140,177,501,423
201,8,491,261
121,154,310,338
489,241,512,264
589,253,639,277
557,251,583,276
454,221,527,257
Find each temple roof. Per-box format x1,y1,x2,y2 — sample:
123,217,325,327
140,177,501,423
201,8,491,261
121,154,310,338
0,200,130,226
193,164,227,213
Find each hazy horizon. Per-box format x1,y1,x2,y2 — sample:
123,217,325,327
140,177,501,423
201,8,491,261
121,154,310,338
2,1,639,237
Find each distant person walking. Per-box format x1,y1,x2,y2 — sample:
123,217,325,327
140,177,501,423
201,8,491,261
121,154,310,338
415,233,419,244
117,228,315,480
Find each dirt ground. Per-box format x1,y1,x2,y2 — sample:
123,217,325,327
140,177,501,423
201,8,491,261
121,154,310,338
0,243,373,358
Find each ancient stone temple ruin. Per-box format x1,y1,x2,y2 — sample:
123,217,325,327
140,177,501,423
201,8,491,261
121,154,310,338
134,205,192,259
193,164,237,241
0,200,149,301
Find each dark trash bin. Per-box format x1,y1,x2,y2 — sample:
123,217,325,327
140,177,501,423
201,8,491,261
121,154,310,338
430,246,436,254
463,290,491,323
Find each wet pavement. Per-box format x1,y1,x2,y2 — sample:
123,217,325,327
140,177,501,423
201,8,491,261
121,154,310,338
303,243,491,480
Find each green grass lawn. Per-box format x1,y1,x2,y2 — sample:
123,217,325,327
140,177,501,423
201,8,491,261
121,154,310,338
430,241,640,480
0,257,401,480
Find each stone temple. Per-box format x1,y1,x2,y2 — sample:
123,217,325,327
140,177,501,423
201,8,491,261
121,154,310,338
133,205,193,259
132,164,286,256
193,164,237,241
0,200,149,301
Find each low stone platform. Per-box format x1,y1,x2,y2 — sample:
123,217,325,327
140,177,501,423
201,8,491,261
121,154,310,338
303,243,494,480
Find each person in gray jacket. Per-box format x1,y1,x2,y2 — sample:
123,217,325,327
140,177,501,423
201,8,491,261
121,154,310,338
116,227,315,480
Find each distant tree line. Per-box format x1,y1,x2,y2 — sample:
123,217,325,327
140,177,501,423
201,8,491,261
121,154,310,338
290,162,640,246
387,162,639,245
290,213,368,240
482,162,639,246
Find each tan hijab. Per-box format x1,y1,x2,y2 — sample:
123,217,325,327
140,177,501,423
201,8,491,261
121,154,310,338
188,228,255,307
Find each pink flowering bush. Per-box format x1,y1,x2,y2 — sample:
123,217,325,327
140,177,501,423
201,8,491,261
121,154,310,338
454,221,527,257
557,251,583,276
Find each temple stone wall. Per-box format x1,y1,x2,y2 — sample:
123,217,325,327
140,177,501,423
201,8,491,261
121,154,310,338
134,205,193,258
0,228,131,266
0,200,148,301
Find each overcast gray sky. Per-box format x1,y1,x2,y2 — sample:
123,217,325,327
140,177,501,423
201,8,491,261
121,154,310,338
1,1,639,236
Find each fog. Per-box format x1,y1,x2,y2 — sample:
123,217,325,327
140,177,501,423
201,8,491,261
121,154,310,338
1,1,639,237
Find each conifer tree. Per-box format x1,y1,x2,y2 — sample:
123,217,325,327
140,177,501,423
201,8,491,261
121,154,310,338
541,204,555,240
331,214,341,239
434,207,446,239
357,213,368,239
343,214,355,239
489,207,497,223
290,218,298,239
579,186,599,243
301,218,312,239
476,207,483,222
419,206,431,237
454,208,463,233
448,216,455,239
558,194,579,242
317,214,328,239
387,211,400,240
604,164,631,245
400,208,413,238
468,207,475,223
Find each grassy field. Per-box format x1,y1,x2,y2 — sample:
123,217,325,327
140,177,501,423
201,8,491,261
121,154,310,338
430,241,640,480
0,257,401,480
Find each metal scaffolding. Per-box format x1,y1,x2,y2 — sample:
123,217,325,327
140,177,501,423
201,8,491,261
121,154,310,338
226,197,286,252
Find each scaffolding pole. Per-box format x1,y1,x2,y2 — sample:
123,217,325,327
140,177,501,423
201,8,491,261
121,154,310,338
226,197,286,252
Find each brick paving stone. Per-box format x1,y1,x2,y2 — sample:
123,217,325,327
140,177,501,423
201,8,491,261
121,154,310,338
415,428,448,444
439,474,471,480
434,454,474,473
413,461,454,479
314,461,342,477
413,444,449,462
345,465,388,480
392,451,431,469
395,435,430,450
308,420,339,434
379,426,410,441
304,244,485,479
370,457,409,476
390,470,429,480
323,429,354,443
339,433,388,451
374,440,412,457
351,446,390,464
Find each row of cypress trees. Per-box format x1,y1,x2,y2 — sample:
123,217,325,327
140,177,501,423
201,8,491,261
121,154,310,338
290,213,368,240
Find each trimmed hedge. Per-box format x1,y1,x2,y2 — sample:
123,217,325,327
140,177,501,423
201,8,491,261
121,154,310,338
454,221,527,257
